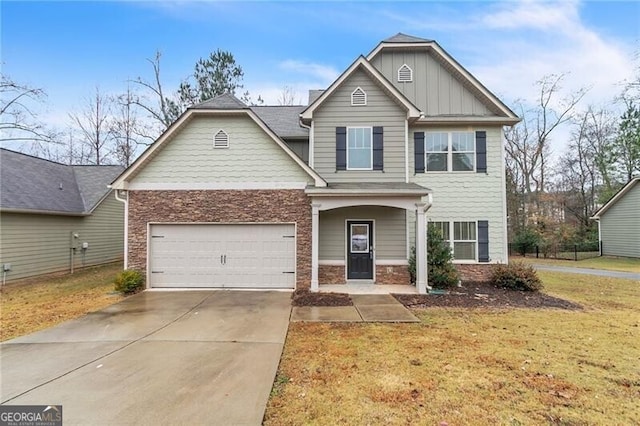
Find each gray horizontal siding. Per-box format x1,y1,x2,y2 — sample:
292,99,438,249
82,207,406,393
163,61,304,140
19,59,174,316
313,69,406,183
319,206,407,260
0,193,124,281
370,49,494,116
408,125,506,263
600,184,640,258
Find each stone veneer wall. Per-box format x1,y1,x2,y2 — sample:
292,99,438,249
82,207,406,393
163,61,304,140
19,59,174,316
455,264,493,282
128,190,311,289
318,264,410,285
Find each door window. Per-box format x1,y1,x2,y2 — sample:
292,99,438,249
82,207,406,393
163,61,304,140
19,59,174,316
350,224,369,253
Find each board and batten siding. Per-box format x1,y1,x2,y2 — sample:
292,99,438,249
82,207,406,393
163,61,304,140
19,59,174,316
600,184,640,258
408,125,507,263
370,50,494,117
0,193,124,281
313,68,407,183
131,115,313,186
319,206,407,261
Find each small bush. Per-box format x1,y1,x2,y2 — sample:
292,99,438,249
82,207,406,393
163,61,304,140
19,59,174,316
513,226,540,256
409,226,461,288
491,262,542,292
114,269,144,294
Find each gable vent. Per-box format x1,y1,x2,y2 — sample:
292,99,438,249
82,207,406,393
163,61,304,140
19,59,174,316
213,130,229,148
351,87,367,106
398,64,413,82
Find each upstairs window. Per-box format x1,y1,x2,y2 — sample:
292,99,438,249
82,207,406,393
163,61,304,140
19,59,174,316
347,127,372,170
213,130,229,148
351,87,367,106
425,131,475,172
398,64,413,82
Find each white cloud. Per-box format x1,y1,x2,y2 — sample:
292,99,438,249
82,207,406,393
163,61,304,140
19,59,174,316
278,60,340,85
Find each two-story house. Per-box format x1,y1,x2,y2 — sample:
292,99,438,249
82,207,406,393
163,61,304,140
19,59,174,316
110,33,519,294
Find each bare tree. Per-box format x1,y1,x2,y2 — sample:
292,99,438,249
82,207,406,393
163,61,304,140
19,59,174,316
505,74,588,227
277,86,300,106
1,73,58,145
69,87,114,165
111,85,149,166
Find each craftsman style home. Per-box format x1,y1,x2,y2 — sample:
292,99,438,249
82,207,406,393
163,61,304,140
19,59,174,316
110,34,519,294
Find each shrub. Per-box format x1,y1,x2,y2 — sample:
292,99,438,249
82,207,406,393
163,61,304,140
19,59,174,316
408,246,417,284
491,262,542,292
114,269,144,294
512,226,540,256
409,226,460,288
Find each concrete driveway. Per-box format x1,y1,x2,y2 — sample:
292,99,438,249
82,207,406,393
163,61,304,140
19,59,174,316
1,291,291,425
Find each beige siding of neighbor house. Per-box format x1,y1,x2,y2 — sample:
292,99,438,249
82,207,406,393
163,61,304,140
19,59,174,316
370,50,494,116
0,193,124,281
131,115,313,186
313,69,407,183
319,206,407,261
600,184,640,258
408,125,506,263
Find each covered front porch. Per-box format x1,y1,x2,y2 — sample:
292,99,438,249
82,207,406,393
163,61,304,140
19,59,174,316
306,182,432,295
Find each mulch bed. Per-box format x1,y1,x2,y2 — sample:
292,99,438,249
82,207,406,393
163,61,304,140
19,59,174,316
291,283,582,310
291,290,353,307
393,281,582,310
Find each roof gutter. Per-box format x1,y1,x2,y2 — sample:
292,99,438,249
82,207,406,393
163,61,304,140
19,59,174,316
0,208,88,217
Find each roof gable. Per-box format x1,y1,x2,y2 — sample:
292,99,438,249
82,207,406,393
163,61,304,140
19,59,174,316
0,149,122,215
300,56,421,121
367,39,519,122
111,108,326,189
591,178,640,219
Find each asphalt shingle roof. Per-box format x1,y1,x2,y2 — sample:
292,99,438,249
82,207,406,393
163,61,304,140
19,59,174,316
0,149,123,214
383,33,433,43
193,93,248,110
250,105,308,139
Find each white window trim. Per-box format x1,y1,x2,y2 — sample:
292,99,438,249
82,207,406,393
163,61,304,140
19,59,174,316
213,129,229,149
425,131,476,173
398,64,413,82
346,126,373,171
351,87,367,106
429,220,478,262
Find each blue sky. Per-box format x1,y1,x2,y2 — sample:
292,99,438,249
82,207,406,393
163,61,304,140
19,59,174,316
2,1,639,143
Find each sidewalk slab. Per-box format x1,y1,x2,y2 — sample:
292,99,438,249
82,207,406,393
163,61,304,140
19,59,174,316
351,294,398,305
356,304,420,322
290,306,363,322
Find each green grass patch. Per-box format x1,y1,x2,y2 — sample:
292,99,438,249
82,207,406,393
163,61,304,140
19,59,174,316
515,255,640,273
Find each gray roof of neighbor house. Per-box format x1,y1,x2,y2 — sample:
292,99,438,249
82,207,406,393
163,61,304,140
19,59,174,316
383,33,433,43
0,148,124,215
250,106,308,139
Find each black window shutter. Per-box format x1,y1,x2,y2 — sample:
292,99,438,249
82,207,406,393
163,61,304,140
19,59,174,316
476,131,487,173
478,220,489,262
373,126,383,171
414,132,425,173
336,127,346,170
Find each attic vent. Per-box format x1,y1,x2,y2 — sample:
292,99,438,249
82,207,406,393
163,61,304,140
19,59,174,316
351,87,367,106
213,130,229,148
398,64,413,82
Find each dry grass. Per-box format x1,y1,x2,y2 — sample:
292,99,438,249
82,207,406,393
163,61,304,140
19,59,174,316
515,255,640,273
265,272,640,425
0,263,125,341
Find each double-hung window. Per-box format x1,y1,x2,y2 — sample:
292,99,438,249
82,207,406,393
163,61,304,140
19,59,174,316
428,221,477,261
425,131,475,172
347,127,372,170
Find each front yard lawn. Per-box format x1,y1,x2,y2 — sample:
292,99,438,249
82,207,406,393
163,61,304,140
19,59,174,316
0,263,125,341
265,271,640,425
514,255,640,273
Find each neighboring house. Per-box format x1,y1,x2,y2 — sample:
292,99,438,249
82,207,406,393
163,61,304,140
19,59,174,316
110,33,520,294
0,149,125,281
591,177,640,258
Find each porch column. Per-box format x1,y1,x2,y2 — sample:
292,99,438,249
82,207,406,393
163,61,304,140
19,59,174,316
311,203,320,292
415,202,429,294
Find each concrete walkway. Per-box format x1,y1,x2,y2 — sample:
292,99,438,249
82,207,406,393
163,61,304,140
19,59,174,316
1,291,291,425
291,294,420,323
532,264,640,281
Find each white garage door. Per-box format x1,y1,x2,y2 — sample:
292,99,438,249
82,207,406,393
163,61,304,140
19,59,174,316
149,224,296,289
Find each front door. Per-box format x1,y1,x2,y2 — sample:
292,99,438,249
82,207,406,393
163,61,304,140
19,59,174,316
347,220,374,280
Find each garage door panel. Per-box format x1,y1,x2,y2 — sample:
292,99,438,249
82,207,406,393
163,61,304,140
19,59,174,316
149,224,295,289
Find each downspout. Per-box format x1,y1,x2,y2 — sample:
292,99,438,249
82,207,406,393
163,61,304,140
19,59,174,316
299,117,313,169
113,189,129,269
